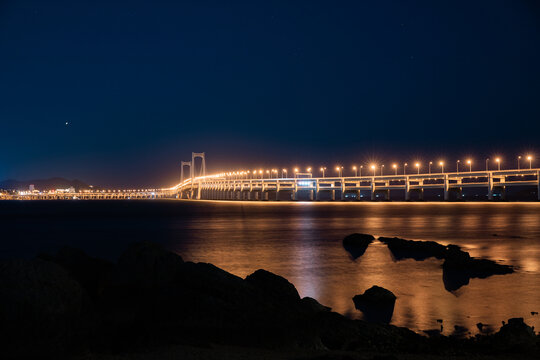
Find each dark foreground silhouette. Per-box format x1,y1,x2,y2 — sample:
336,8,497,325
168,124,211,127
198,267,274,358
0,242,538,359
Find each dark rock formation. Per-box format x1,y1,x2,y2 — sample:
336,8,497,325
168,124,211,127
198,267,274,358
353,286,396,324
342,233,375,260
38,246,114,301
442,244,514,291
378,236,447,261
373,235,514,292
0,258,93,358
245,268,300,304
2,243,536,359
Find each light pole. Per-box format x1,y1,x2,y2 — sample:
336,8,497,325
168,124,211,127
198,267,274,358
392,164,397,175
456,160,460,174
259,169,263,179
439,161,444,173
336,166,342,177
415,162,420,174
294,168,299,178
518,156,521,170
360,165,363,177
429,161,432,174
371,165,376,177
381,165,384,176
485,158,489,171
353,166,357,177
404,163,408,175
307,167,312,175
495,158,501,171
527,155,533,169
282,168,287,178
320,167,326,178
467,159,472,172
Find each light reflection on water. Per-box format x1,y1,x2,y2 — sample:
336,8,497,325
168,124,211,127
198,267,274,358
1,200,539,334
171,201,540,334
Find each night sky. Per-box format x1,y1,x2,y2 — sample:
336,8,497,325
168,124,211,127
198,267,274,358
1,1,540,187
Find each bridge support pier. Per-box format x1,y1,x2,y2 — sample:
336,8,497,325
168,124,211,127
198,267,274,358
538,170,540,200
405,176,410,201
315,182,320,201
371,178,376,201
488,173,494,200
356,189,361,201
340,181,345,201
444,175,449,200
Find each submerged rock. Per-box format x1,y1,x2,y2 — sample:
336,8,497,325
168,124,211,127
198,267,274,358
353,286,396,324
378,236,447,261
342,233,375,259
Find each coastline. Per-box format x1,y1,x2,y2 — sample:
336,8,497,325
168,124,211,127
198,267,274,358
1,241,538,359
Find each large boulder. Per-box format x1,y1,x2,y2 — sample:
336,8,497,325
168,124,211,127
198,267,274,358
0,259,92,358
38,246,114,301
343,233,375,259
353,286,396,324
113,241,184,289
245,269,300,305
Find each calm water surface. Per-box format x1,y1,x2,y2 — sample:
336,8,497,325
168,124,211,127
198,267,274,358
1,200,539,334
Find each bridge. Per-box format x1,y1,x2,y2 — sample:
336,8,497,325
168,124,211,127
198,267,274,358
1,188,170,200
173,152,540,201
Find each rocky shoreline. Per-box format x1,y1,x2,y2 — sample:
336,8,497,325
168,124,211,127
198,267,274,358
1,241,538,359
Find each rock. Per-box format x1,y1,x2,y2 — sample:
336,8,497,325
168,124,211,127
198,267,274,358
38,246,114,301
491,318,538,350
442,245,513,292
0,258,92,358
378,236,447,261
300,297,331,313
452,325,469,337
353,286,396,324
342,233,374,259
113,241,184,289
245,269,301,305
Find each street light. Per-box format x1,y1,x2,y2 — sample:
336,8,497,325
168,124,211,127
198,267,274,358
320,167,326,178
485,158,489,171
282,168,287,178
518,156,522,170
456,160,460,174
439,161,444,173
527,155,533,169
429,161,432,174
294,168,299,178
360,165,363,177
467,159,472,172
404,163,408,175
371,164,376,177
495,158,501,171
415,162,420,174
353,166,358,177
381,165,385,176
336,166,342,177
307,167,312,173
392,163,397,175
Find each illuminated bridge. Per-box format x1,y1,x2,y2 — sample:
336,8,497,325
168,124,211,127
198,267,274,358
173,152,540,201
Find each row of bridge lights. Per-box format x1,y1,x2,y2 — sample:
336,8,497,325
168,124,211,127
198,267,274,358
223,155,534,179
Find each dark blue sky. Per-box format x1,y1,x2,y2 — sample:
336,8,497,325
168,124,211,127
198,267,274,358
1,0,539,187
